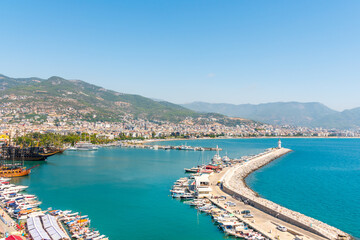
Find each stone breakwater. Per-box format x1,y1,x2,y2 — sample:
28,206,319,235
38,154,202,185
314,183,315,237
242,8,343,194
222,148,351,240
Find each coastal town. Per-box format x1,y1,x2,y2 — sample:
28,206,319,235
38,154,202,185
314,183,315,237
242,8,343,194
0,95,356,240
0,101,358,140
1,1,360,240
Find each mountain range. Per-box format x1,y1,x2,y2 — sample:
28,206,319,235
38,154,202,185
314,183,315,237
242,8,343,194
2,73,359,129
0,74,251,126
182,102,360,129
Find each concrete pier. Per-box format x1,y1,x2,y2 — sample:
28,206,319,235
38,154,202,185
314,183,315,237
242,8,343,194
209,148,351,240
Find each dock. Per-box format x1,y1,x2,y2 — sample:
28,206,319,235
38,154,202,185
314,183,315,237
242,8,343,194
0,206,23,238
211,148,351,240
120,143,222,151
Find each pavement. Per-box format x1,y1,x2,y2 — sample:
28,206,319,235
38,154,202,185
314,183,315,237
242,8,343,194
208,169,328,240
0,207,24,239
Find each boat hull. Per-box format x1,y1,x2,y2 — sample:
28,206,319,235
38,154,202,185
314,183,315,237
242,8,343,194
0,168,31,178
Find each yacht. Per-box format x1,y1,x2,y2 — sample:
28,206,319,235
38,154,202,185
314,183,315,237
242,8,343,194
211,145,222,163
68,133,99,151
68,141,99,151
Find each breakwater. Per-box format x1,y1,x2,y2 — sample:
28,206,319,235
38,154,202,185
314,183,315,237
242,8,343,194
120,142,221,151
221,148,351,240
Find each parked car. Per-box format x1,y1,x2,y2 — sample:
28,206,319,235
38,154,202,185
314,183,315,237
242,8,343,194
276,225,287,232
225,201,236,207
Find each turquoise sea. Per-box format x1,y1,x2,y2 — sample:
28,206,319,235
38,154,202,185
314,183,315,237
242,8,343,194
14,138,360,239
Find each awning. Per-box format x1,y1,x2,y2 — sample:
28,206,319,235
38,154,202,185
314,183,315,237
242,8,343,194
5,236,23,240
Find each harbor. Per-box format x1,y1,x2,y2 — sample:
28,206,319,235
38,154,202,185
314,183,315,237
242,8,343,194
118,141,222,151
171,140,352,240
0,178,108,240
0,138,356,239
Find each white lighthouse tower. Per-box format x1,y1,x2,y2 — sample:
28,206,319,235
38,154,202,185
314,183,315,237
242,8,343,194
278,139,282,149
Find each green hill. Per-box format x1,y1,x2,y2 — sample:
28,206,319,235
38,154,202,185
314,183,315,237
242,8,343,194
0,74,203,122
0,74,240,124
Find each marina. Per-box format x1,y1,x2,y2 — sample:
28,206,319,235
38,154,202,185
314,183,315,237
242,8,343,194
0,138,357,240
0,177,108,240
171,140,352,240
118,141,222,151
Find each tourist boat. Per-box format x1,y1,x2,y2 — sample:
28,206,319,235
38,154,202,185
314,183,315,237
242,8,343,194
0,145,60,161
70,141,99,151
0,166,34,178
184,167,200,173
180,193,194,199
0,183,15,190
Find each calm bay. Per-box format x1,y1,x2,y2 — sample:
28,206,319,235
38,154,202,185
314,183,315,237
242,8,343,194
13,138,360,239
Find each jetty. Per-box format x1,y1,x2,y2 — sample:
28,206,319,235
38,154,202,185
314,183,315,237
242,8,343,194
171,140,352,240
119,142,222,151
213,147,351,240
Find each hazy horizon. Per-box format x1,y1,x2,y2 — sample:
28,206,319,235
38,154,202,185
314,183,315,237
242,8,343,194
1,1,360,111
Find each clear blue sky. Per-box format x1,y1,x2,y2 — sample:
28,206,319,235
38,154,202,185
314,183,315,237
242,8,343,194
1,0,359,111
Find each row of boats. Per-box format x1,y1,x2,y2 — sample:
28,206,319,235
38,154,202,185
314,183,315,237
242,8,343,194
171,177,195,199
0,179,108,240
50,210,107,240
171,148,270,240
171,177,268,240
186,199,266,240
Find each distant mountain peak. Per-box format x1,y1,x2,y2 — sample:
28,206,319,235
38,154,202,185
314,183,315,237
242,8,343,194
181,101,360,129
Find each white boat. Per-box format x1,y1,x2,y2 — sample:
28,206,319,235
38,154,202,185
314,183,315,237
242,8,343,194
18,201,42,209
180,193,194,199
212,146,222,163
7,185,28,192
222,154,230,162
93,235,106,240
0,184,15,190
67,212,79,217
71,141,99,151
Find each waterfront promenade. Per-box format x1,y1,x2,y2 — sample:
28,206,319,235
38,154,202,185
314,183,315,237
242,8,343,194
0,206,23,238
209,148,351,240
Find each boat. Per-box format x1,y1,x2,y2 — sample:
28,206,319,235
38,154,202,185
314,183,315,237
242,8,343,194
184,167,200,173
68,133,99,151
0,145,60,161
180,193,194,199
70,141,99,151
0,166,32,178
211,145,222,164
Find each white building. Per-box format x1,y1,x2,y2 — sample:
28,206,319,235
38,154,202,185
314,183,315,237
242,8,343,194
195,174,212,198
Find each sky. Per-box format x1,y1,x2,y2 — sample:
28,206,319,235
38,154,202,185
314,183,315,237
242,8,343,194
1,0,360,111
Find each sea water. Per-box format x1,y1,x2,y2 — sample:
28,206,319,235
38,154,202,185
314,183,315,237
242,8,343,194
16,138,359,239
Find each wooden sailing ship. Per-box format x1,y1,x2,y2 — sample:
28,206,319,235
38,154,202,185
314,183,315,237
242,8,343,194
0,144,37,178
0,166,32,177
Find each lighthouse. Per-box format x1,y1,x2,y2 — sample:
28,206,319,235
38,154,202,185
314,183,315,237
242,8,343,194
278,139,282,149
